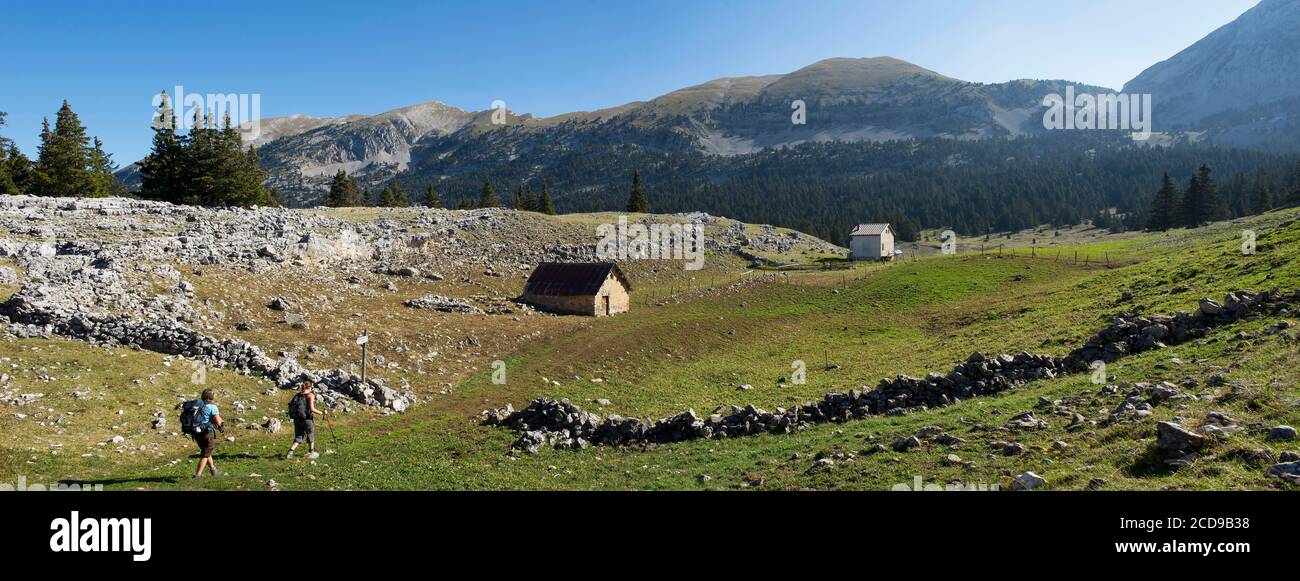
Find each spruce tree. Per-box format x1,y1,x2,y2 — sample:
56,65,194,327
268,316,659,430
537,181,556,215
0,112,10,155
0,112,24,195
1251,185,1273,215
478,180,500,208
267,188,288,208
625,170,649,213
325,170,361,207
511,183,537,211
1181,174,1203,228
139,93,186,203
1289,160,1300,206
184,109,221,206
511,184,525,210
456,197,472,210
0,112,11,192
140,102,269,208
1194,164,1226,225
221,115,272,207
32,101,100,198
89,137,121,197
379,179,407,207
524,185,538,211
423,183,441,208
1146,172,1181,231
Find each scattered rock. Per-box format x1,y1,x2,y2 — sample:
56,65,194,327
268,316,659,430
1011,471,1046,490
891,435,922,452
404,295,482,313
1154,421,1206,453
1267,426,1297,441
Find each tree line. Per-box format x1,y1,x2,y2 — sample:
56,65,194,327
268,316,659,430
0,103,121,198
1146,161,1300,231
319,167,612,217
382,131,1296,245
137,91,277,207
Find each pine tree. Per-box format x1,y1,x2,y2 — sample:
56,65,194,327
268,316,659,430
1146,172,1181,231
325,169,361,207
456,197,472,210
478,180,500,208
625,170,649,213
537,181,556,215
423,183,442,208
31,101,100,198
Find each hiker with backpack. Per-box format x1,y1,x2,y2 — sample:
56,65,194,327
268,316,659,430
286,380,328,459
180,388,224,478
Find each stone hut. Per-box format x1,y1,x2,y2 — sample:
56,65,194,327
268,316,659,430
521,262,631,316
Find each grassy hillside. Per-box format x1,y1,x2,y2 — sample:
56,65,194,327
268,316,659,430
2,208,1297,491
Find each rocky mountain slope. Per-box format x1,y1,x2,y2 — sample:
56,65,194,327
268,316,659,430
134,57,1104,202
1124,0,1300,146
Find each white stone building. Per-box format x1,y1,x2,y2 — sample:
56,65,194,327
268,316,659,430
848,223,896,261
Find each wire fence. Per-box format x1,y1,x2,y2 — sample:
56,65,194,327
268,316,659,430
628,244,1122,307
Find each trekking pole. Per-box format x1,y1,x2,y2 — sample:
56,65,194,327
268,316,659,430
324,412,338,449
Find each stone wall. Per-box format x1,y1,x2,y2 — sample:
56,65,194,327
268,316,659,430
485,289,1298,452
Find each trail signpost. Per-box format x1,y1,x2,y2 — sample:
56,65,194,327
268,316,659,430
357,331,369,384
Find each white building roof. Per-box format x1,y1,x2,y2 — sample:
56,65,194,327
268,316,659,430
849,223,892,236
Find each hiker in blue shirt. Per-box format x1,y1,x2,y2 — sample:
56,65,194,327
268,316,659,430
193,388,224,477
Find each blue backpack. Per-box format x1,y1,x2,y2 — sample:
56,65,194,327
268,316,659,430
180,400,209,435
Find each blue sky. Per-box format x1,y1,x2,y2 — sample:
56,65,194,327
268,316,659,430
2,0,1260,163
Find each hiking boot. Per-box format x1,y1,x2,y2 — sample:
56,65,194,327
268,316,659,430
285,450,294,459
211,467,223,477
307,451,320,460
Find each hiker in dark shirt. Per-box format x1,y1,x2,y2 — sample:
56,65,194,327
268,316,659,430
286,380,327,459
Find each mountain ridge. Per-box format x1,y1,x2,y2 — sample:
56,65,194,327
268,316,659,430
115,2,1300,205
198,56,1111,200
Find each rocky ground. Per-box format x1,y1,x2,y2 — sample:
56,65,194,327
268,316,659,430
0,195,843,414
